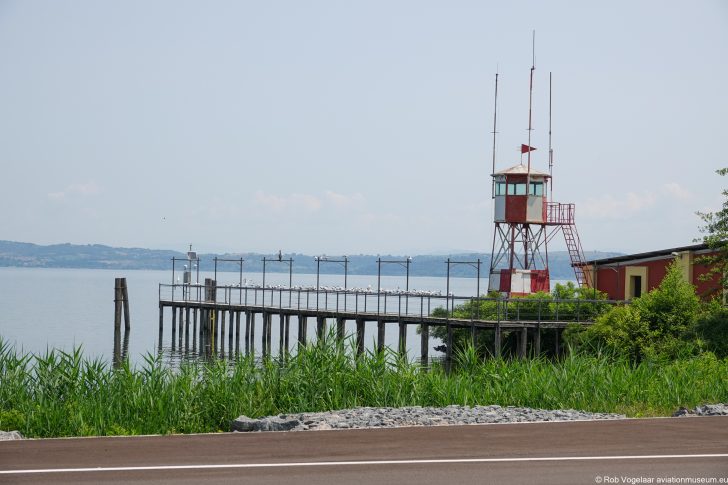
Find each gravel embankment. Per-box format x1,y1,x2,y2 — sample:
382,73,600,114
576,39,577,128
3,404,724,439
231,405,626,432
673,403,728,417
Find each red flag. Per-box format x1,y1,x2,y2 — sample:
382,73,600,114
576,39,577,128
521,144,537,154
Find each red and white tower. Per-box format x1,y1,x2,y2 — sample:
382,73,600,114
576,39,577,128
488,161,552,295
487,62,589,296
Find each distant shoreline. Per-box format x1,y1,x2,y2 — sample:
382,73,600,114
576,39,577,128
0,240,621,279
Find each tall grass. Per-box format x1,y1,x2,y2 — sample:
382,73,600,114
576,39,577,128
1,337,726,438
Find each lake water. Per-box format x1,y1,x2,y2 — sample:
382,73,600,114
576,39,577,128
0,267,572,365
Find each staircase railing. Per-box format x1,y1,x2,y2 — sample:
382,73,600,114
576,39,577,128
548,202,591,288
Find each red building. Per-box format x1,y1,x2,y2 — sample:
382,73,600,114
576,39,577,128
585,243,722,301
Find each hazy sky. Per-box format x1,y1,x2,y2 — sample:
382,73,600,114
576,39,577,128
1,1,726,255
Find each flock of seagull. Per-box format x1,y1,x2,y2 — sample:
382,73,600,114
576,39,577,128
235,280,446,296
175,278,450,296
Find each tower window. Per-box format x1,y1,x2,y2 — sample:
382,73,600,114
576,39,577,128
507,183,527,195
495,182,506,196
530,182,544,196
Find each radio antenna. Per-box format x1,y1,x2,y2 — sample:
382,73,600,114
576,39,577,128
526,30,535,192
549,71,553,201
491,71,499,198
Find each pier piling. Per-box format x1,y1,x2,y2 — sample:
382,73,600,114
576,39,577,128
420,323,429,365
114,278,131,331
356,317,365,355
298,315,307,348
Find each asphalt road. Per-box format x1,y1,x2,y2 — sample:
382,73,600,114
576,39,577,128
1,417,727,484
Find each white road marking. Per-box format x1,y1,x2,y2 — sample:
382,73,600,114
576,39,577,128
2,454,727,475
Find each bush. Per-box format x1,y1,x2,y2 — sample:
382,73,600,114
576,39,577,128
568,263,703,362
696,306,728,358
632,263,700,337
429,283,610,358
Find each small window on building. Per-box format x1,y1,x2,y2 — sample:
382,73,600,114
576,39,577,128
495,182,506,196
530,182,544,196
508,183,527,195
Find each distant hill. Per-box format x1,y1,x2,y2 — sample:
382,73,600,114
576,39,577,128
0,240,621,279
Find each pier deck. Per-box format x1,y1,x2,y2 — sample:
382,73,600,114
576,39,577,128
158,281,613,362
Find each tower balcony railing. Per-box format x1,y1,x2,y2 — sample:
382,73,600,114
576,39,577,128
547,202,575,225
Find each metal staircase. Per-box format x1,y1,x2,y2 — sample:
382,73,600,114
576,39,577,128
562,223,591,288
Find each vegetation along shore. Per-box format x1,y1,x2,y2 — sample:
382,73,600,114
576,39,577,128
2,260,728,439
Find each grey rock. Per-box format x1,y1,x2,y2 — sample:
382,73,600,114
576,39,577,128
231,415,300,432
673,403,728,417
673,407,691,417
0,430,23,440
694,404,728,416
230,405,625,432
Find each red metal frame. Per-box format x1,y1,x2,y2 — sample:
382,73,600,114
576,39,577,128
546,202,575,225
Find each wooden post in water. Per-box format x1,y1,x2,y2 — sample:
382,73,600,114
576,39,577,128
279,313,286,355
284,315,290,353
235,311,241,348
298,314,307,348
316,316,326,343
534,322,541,357
377,320,385,353
519,327,528,359
229,310,234,347
245,311,252,354
184,308,190,351
220,309,226,345
249,312,255,355
420,322,429,365
185,307,191,339
121,279,130,331
398,321,407,356
554,328,561,357
114,278,131,331
494,323,502,358
192,309,198,354
158,303,164,349
261,312,268,357
356,317,365,356
445,323,453,364
336,317,345,343
178,307,184,347
171,304,177,349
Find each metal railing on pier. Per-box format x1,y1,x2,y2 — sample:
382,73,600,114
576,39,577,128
159,283,619,324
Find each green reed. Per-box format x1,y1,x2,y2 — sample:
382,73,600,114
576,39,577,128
1,337,726,438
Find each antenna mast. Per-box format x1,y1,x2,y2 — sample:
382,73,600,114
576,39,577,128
491,72,499,198
527,30,535,191
549,71,553,201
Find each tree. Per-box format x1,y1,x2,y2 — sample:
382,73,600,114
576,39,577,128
696,167,728,295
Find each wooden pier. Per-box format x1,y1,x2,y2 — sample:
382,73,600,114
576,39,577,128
158,280,610,362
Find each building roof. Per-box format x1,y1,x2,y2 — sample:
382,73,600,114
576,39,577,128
492,163,551,177
584,243,710,266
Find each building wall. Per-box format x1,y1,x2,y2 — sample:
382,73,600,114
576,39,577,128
592,249,722,301
692,259,721,298
593,266,622,300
